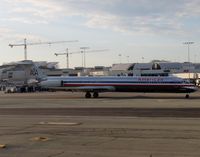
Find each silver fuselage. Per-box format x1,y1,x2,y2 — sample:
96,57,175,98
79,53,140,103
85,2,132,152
40,76,198,93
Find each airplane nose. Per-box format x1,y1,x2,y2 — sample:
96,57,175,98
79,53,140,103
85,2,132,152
193,86,199,91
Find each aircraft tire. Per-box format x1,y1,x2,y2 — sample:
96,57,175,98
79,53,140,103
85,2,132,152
185,94,189,99
85,92,91,98
93,92,99,98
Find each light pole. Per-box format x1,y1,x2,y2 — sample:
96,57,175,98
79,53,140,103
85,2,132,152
126,56,129,63
80,47,90,68
183,42,194,79
142,57,144,63
118,54,122,63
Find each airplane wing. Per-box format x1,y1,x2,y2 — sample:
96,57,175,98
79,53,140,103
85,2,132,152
65,86,115,92
74,86,115,92
51,86,116,92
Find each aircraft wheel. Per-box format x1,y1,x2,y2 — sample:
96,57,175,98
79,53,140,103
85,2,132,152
93,92,99,98
185,94,189,99
85,92,91,98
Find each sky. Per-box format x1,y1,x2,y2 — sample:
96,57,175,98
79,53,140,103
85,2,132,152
0,0,200,68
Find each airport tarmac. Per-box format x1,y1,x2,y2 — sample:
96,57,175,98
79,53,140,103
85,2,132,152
0,91,200,157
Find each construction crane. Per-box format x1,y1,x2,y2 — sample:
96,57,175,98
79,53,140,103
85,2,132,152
80,48,109,68
9,38,78,60
55,48,109,68
54,48,80,69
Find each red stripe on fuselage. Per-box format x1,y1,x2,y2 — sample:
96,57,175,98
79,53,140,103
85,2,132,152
63,83,194,87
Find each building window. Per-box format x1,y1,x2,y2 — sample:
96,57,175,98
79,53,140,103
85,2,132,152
8,72,13,79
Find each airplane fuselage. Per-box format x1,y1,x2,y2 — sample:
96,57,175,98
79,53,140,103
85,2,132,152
40,76,198,95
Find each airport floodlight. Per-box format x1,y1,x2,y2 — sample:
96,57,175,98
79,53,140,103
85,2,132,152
80,47,90,50
80,47,90,68
183,41,195,79
118,54,122,63
54,48,109,68
183,41,194,63
183,42,194,45
126,56,130,63
79,48,109,68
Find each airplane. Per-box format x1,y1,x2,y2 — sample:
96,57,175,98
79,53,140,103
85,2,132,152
39,75,198,98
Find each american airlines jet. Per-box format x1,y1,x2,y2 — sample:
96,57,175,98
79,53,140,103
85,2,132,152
39,75,198,98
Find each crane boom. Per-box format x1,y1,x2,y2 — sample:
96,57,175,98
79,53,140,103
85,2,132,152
9,38,78,60
80,48,109,67
55,48,109,68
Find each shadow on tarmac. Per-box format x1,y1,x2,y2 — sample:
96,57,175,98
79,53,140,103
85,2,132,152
98,95,200,100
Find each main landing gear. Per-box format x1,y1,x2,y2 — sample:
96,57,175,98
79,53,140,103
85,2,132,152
185,94,190,99
93,92,99,98
85,92,99,98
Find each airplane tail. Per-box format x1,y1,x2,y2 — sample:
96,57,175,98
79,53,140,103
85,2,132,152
29,62,47,85
30,63,47,82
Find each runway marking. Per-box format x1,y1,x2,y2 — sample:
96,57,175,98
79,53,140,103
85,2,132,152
30,137,50,142
1,108,200,118
39,122,82,126
0,144,6,149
